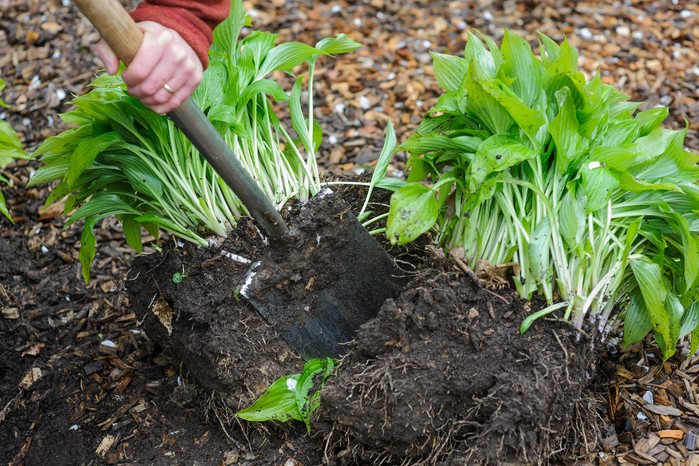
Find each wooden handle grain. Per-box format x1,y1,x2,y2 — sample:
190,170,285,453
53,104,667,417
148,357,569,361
73,0,143,65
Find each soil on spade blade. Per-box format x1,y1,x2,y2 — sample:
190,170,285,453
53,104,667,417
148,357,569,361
125,190,603,465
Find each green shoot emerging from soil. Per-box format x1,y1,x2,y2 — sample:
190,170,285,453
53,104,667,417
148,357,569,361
384,30,699,359
0,78,30,222
29,0,360,282
236,358,334,432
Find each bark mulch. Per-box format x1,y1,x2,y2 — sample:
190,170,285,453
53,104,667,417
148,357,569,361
1,0,699,465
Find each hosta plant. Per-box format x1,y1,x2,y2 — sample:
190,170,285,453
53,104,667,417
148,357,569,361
29,0,360,282
385,30,699,359
0,78,30,222
237,358,334,431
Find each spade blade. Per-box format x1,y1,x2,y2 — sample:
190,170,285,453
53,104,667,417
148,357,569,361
241,194,406,359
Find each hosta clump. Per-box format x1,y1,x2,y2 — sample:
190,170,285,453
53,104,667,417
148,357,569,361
0,78,29,222
29,0,360,282
386,30,699,359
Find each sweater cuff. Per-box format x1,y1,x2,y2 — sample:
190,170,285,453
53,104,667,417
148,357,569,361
130,5,214,68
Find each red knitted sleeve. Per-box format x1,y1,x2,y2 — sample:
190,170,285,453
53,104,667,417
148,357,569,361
129,0,230,68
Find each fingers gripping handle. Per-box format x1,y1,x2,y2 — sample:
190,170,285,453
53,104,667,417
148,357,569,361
73,0,143,65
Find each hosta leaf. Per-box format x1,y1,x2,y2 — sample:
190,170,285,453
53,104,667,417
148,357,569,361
480,78,545,146
595,120,640,148
134,213,207,246
558,189,585,250
65,193,141,227
431,52,469,92
237,358,334,431
549,88,582,167
239,79,289,108
469,134,538,188
692,326,699,356
295,358,334,432
119,214,144,253
628,128,677,166
588,146,637,172
579,164,619,213
500,30,543,108
358,121,397,220
528,217,552,299
256,42,327,79
636,106,668,136
65,132,121,188
289,76,312,152
387,183,440,245
623,289,653,347
399,134,481,157
537,32,561,63
315,34,362,54
405,157,434,183
665,293,684,356
630,258,669,353
464,31,498,80
80,217,100,284
236,375,302,423
242,31,278,70
0,191,10,222
618,172,680,193
680,301,699,339
464,70,513,134
548,38,578,75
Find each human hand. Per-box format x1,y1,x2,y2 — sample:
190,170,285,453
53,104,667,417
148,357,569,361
95,21,203,114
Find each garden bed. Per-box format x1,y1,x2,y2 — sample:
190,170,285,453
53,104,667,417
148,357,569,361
2,1,699,465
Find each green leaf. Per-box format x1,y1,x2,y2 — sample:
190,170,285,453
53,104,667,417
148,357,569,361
558,189,585,250
579,164,619,213
289,76,312,152
239,79,289,108
0,190,10,222
315,34,362,55
469,134,539,188
120,215,144,253
664,293,684,357
500,30,543,108
65,132,121,188
630,258,670,354
635,106,668,136
236,375,302,423
399,134,481,157
256,42,327,79
549,88,582,166
359,120,396,218
431,52,469,92
528,217,552,301
464,31,498,80
65,193,141,227
237,358,335,431
680,301,699,339
623,289,653,347
80,217,99,284
295,358,334,432
386,184,440,245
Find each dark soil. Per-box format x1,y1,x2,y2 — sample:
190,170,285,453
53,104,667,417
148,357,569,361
320,271,600,465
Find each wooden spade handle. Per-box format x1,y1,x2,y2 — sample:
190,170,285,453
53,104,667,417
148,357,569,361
73,0,143,65
71,0,289,238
